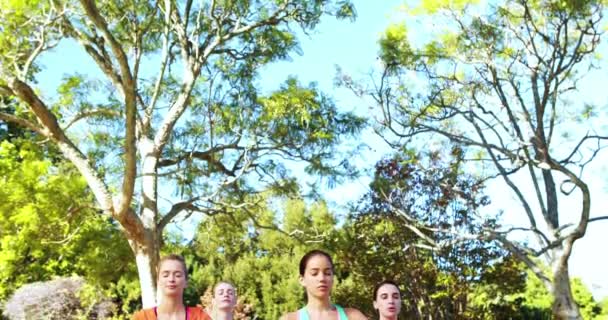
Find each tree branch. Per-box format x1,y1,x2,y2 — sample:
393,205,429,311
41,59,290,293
5,77,144,241
159,197,202,230
158,143,241,176
78,0,138,217
560,134,608,164
158,149,254,230
62,109,122,130
0,112,45,136
589,216,608,223
143,0,173,132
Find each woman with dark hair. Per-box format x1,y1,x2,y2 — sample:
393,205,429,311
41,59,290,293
207,281,237,320
133,254,211,320
280,250,367,320
372,280,401,320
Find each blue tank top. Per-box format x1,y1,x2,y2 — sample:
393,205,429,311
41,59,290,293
298,305,348,320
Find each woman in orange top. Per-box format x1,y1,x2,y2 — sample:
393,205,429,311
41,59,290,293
133,254,210,320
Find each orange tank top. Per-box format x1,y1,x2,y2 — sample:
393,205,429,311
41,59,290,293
132,306,211,320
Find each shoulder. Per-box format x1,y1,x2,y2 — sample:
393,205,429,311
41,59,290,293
279,311,298,320
188,306,211,320
344,307,368,320
132,308,156,320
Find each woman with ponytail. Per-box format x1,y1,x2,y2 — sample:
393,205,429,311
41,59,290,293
280,250,367,320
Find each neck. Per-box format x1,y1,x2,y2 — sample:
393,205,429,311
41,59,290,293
212,308,233,320
306,295,332,311
380,315,397,320
158,295,185,313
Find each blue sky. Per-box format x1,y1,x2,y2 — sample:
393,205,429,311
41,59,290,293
255,0,608,299
30,0,607,299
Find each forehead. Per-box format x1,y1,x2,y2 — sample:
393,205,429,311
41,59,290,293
215,283,235,292
159,259,184,272
378,284,400,295
305,254,332,270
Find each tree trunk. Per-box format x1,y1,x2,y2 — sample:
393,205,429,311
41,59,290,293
551,259,582,320
130,233,160,308
131,140,161,308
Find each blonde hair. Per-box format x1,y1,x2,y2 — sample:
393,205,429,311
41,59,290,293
158,254,188,280
213,280,236,293
210,281,237,319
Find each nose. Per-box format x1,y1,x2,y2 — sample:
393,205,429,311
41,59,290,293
318,273,329,282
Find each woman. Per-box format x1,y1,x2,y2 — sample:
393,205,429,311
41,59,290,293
207,281,237,320
373,280,401,320
133,254,211,320
280,250,367,320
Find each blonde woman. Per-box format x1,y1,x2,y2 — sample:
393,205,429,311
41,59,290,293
132,254,211,320
207,281,237,320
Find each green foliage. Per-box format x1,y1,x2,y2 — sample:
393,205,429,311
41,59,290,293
158,186,608,320
342,149,515,318
597,297,608,319
0,139,136,314
175,196,341,319
2,0,363,200
571,279,601,319
379,24,415,68
0,98,30,141
363,0,607,317
2,0,363,307
468,269,605,319
415,0,479,14
0,0,48,77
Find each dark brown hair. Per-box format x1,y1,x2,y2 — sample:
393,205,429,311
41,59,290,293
299,249,333,276
373,280,401,301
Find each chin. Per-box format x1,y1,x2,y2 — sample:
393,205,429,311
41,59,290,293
163,290,181,296
217,305,234,312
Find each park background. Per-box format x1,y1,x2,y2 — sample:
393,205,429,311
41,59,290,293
1,0,607,319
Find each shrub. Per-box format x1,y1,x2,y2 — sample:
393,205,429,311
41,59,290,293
3,277,115,320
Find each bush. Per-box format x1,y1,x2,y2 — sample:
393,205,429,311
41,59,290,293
2,277,115,320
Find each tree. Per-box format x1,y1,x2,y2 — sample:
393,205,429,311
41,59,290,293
180,196,341,319
0,139,134,305
340,0,607,318
339,150,518,319
0,0,362,307
597,297,608,319
0,98,26,142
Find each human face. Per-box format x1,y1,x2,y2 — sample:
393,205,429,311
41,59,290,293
373,284,401,320
158,259,187,297
299,254,334,299
213,282,236,311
